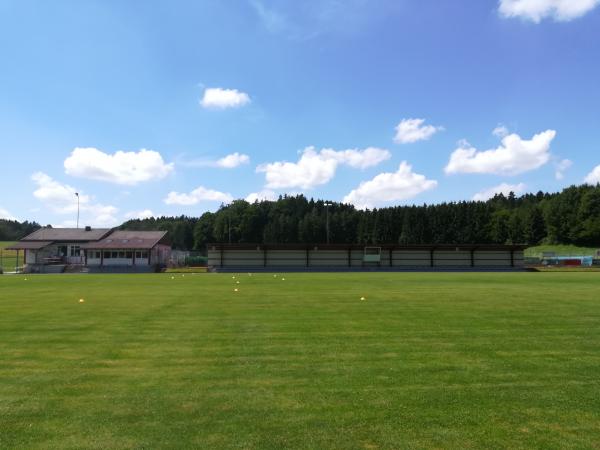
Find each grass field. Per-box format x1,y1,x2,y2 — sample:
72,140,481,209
0,241,17,272
1,273,600,449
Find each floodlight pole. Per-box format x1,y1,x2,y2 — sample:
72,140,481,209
325,203,333,244
75,192,80,229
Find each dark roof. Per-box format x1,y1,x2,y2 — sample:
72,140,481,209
21,228,111,242
81,231,168,249
208,243,529,251
6,241,53,250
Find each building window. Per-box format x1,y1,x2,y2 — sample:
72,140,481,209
104,251,112,259
70,246,81,257
112,251,118,259
95,251,101,259
126,251,133,259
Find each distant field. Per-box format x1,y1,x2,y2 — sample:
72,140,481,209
0,241,17,272
525,244,598,258
2,272,600,449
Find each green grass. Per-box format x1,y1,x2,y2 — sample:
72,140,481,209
163,266,208,273
525,244,598,258
1,273,600,449
535,267,600,272
0,241,17,272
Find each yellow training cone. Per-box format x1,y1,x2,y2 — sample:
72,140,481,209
79,299,85,303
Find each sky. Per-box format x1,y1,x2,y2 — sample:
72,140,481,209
1,0,599,227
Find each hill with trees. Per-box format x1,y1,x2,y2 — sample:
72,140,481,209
119,184,600,251
0,219,41,242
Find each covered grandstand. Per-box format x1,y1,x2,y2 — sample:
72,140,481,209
207,243,527,272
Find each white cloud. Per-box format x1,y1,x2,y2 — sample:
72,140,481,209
0,207,18,221
492,125,509,138
245,189,278,203
181,152,251,169
499,0,600,22
323,147,391,169
215,152,250,168
64,148,174,185
249,0,288,33
91,204,120,227
393,118,443,144
257,146,391,189
51,220,78,228
50,213,118,228
555,158,573,180
584,165,600,185
164,186,233,206
342,162,437,210
200,88,251,109
124,209,155,220
31,172,119,227
32,172,90,214
248,0,386,41
472,183,527,202
445,129,556,176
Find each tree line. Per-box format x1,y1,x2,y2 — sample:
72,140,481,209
4,184,599,250
0,219,41,242
118,184,600,251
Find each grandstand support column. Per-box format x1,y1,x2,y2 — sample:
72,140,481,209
510,249,514,267
430,248,435,268
263,246,267,268
470,248,475,267
220,245,224,268
348,247,351,267
306,246,310,267
389,248,393,267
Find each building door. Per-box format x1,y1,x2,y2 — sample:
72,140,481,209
69,245,83,264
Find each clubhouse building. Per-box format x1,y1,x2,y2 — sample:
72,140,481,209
8,227,170,272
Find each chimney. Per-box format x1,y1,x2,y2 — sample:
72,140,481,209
85,226,92,231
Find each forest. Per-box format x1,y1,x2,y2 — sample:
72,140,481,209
118,184,600,251
0,219,42,242
3,184,598,250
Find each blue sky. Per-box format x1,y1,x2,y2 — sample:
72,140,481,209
1,0,599,227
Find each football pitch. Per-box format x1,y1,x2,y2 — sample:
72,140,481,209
1,272,600,449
